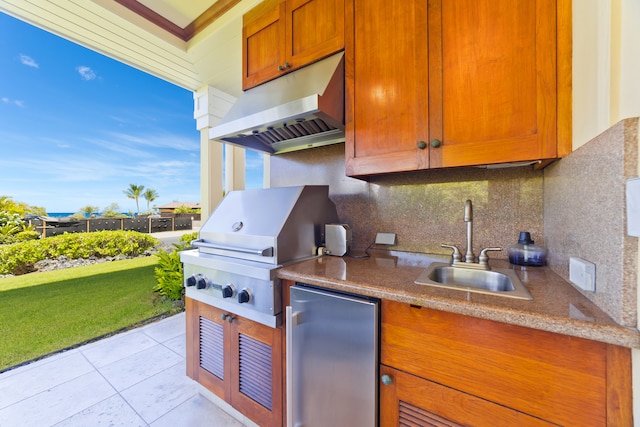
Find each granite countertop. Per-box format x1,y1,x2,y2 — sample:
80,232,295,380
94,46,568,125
277,250,640,348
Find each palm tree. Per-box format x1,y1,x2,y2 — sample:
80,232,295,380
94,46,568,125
123,184,145,215
143,188,159,213
80,205,99,218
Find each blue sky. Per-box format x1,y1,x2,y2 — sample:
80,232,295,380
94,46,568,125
0,12,262,214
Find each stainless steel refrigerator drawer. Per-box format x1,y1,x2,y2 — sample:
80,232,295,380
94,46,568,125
287,285,379,427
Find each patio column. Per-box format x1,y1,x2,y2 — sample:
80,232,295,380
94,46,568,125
193,85,235,219
224,144,246,193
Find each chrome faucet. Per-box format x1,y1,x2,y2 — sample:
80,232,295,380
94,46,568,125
463,199,474,262
441,199,501,270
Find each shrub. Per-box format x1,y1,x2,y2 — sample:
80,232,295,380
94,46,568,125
179,232,198,245
0,230,158,275
153,249,184,301
174,205,200,214
0,211,24,237
153,240,192,301
0,230,40,245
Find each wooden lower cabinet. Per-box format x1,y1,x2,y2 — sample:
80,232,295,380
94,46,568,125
381,300,632,426
380,365,556,426
185,298,283,427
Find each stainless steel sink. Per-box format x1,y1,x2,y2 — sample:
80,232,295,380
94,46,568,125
415,262,533,300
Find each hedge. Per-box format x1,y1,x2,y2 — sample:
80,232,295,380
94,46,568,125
0,230,158,275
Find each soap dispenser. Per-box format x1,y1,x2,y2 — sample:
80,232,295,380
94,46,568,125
508,231,547,266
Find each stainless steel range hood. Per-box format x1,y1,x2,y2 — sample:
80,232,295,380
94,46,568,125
209,52,344,155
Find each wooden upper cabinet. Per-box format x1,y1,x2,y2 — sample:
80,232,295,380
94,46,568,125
243,0,287,91
345,0,571,177
243,0,345,90
346,0,430,175
433,0,557,168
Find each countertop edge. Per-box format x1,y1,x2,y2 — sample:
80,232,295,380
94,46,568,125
277,269,640,349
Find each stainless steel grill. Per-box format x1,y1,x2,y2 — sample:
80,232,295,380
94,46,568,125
180,185,339,327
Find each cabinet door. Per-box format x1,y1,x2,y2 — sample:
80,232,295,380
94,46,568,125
346,0,429,176
186,298,284,427
381,300,608,426
243,0,287,90
243,0,344,90
430,0,557,168
380,365,557,426
185,298,231,399
285,0,344,67
230,315,284,427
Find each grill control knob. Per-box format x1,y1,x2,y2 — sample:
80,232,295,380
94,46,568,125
222,284,236,298
238,289,252,304
196,276,210,290
185,274,198,287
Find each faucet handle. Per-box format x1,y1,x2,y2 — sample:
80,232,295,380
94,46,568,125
441,244,462,263
478,247,501,265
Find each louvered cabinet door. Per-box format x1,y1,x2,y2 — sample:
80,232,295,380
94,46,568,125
230,316,284,427
185,298,231,398
379,366,557,427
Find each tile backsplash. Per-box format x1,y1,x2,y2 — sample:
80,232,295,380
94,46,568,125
271,117,640,327
271,144,544,264
544,118,639,327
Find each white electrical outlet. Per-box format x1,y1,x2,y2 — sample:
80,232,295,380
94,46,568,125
627,178,640,237
375,232,397,245
569,257,596,292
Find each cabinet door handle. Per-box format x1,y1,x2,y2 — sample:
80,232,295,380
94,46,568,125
381,374,393,386
417,141,427,150
278,62,292,72
278,65,284,71
431,139,442,148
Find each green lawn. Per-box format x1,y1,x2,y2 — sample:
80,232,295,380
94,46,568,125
0,256,174,371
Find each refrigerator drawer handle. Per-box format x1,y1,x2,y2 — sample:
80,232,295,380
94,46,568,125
286,306,294,427
192,239,274,257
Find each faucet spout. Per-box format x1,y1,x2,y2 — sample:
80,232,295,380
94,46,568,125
464,199,473,222
464,200,474,262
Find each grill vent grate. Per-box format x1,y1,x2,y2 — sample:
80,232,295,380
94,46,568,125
399,401,463,427
199,316,224,379
238,334,272,410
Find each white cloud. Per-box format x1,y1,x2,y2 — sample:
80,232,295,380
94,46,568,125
19,54,39,68
76,65,97,81
107,131,199,151
1,97,25,107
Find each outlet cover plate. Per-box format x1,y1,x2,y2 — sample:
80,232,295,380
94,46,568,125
627,178,640,236
375,232,397,245
569,257,596,292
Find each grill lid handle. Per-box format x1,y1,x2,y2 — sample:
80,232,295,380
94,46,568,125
192,239,274,257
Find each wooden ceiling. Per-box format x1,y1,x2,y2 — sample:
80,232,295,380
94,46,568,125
115,0,241,41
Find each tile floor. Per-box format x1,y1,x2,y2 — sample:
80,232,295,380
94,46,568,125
0,313,250,427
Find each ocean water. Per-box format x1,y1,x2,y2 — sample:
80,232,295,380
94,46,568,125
47,212,74,218
47,212,133,218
